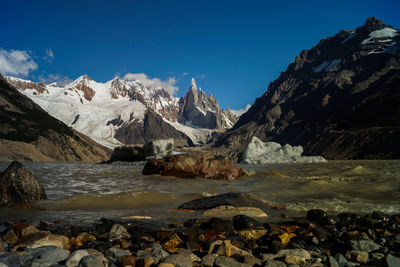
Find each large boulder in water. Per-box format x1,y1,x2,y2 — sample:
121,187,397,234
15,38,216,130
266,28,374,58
240,136,327,164
0,161,47,206
142,153,244,180
109,138,174,162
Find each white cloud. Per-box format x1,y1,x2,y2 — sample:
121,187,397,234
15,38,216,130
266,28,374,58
38,73,72,86
122,73,178,95
231,104,251,117
44,48,54,62
0,48,38,76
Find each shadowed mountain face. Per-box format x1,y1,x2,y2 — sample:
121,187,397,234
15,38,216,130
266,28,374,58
0,74,111,162
211,17,400,160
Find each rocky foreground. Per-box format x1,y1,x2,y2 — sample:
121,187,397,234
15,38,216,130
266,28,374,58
0,207,399,267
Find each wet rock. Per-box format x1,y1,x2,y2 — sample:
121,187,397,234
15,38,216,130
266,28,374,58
158,263,174,267
386,254,400,267
202,205,267,219
233,215,261,231
0,239,4,253
0,161,47,205
136,256,154,267
334,254,351,267
178,192,262,210
0,252,21,267
284,254,306,265
142,153,244,180
213,240,250,257
12,232,70,250
276,249,311,261
162,249,192,267
371,252,385,261
350,239,381,252
306,209,327,224
109,224,131,241
105,247,131,265
263,260,287,267
66,249,90,267
214,256,249,267
78,255,103,267
202,254,218,267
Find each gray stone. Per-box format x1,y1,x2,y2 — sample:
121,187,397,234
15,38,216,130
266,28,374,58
0,253,21,267
335,254,354,267
350,239,381,252
66,250,90,267
78,255,103,267
105,247,131,264
108,224,131,240
328,256,339,267
136,243,169,264
348,250,368,263
386,254,400,267
0,262,8,267
371,252,384,261
162,251,192,267
215,256,250,267
263,260,287,267
30,246,69,267
275,249,311,260
243,255,261,266
202,254,218,267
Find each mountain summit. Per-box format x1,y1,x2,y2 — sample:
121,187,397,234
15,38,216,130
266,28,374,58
212,17,400,160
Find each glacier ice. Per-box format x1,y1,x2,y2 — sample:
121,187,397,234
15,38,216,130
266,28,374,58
240,137,327,164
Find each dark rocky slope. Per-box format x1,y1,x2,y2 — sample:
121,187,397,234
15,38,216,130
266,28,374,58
211,17,400,160
0,74,111,162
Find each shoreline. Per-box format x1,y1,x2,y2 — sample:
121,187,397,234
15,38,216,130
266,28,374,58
1,208,399,266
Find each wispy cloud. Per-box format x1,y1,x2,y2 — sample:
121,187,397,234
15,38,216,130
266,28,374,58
122,73,178,95
231,104,251,117
0,48,38,76
44,48,54,62
38,73,72,86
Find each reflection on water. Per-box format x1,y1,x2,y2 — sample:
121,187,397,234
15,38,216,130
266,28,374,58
0,160,399,224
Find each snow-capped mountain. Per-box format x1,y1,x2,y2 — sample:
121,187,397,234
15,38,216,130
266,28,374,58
6,75,237,147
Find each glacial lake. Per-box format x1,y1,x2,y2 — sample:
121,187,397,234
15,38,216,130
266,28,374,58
0,160,399,225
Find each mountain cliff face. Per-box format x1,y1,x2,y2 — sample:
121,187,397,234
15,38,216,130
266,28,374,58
6,76,237,147
0,74,111,162
211,17,400,160
178,78,237,129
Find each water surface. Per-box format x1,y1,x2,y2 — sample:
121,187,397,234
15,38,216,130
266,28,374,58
0,160,399,225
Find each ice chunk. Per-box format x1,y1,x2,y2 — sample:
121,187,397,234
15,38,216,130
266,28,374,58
240,137,327,164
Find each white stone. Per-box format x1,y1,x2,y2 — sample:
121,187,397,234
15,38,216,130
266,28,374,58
240,137,327,164
148,138,174,159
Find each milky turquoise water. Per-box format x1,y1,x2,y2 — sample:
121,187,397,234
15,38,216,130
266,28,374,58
0,160,399,225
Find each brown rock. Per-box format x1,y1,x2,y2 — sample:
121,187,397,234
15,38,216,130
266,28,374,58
136,256,154,267
121,255,137,267
1,231,19,244
142,153,244,180
0,161,47,206
12,231,69,251
11,222,39,239
0,238,4,252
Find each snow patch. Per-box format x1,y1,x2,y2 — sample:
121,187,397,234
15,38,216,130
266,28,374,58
240,137,327,164
340,32,356,45
361,27,399,45
231,104,251,117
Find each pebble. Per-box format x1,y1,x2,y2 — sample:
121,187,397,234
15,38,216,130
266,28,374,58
350,239,381,252
105,247,131,264
263,259,287,267
347,250,368,263
108,224,131,241
78,255,103,267
202,253,218,266
66,249,90,267
162,251,192,267
214,256,249,267
0,252,21,267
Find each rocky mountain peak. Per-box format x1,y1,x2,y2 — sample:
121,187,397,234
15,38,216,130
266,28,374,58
359,17,387,33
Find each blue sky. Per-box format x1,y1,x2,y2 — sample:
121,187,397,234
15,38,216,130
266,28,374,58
1,0,399,110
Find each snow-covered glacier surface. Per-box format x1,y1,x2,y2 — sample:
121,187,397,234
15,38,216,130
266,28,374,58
240,137,327,164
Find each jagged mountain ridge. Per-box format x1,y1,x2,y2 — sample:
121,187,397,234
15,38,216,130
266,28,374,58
0,74,111,162
6,75,238,147
211,17,400,160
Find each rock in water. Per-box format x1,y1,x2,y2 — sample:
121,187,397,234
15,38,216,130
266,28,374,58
109,138,174,162
240,137,327,164
142,153,244,180
0,161,47,206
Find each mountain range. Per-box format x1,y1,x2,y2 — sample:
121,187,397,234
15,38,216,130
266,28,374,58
6,75,238,148
2,17,399,162
211,17,400,160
